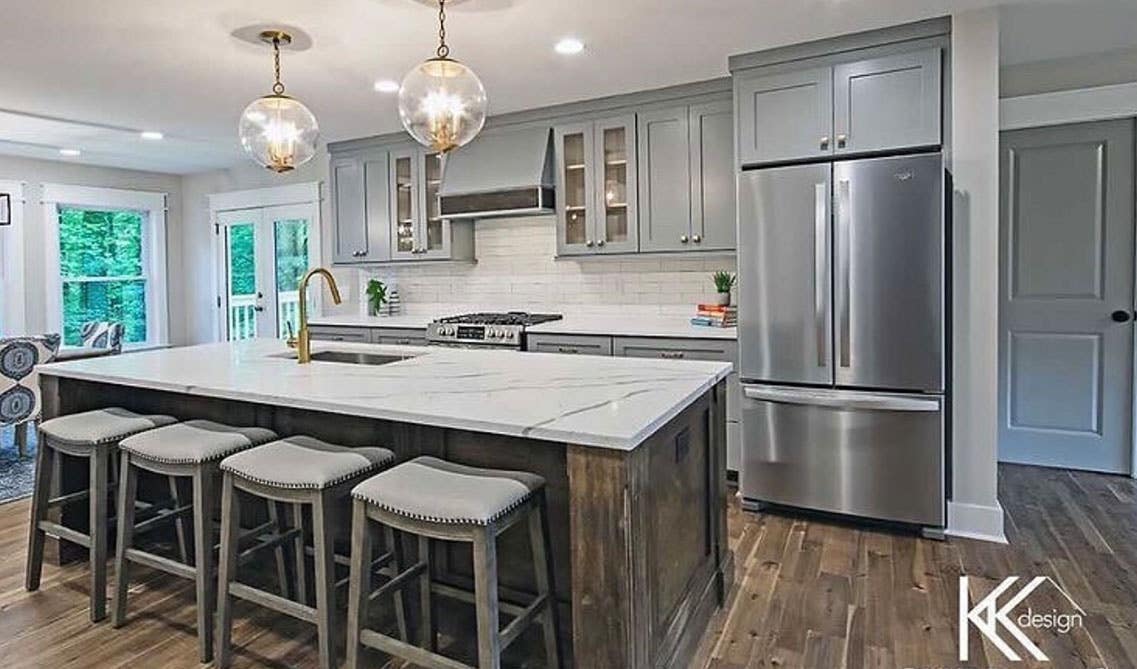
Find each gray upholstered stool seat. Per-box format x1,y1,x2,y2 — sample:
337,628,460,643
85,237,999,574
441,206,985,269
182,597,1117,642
39,407,176,447
26,407,177,624
119,419,277,464
220,435,395,489
351,456,545,525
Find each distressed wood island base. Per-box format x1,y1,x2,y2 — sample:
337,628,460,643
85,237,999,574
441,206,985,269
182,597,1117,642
39,366,731,668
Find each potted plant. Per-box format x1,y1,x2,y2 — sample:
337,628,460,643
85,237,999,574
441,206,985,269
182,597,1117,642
711,271,736,306
366,279,388,316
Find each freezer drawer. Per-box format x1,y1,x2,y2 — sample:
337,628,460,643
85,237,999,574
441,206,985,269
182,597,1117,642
740,385,944,526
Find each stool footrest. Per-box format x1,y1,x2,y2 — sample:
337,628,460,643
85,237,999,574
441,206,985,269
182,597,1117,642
359,628,473,669
499,594,549,649
431,581,529,618
367,559,426,604
124,547,196,580
38,521,91,549
47,488,91,508
131,503,193,535
229,582,317,624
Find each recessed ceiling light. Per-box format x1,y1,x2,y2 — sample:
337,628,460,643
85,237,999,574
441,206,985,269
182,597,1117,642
59,148,81,157
373,79,400,93
555,38,585,55
140,131,164,140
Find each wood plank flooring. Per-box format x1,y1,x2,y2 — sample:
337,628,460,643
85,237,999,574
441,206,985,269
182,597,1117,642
1,464,1135,668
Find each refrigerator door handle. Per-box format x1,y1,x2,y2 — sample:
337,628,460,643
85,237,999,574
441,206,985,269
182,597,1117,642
836,178,852,369
814,182,828,368
743,385,941,412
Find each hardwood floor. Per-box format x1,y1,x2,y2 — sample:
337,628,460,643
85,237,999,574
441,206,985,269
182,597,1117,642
1,464,1135,668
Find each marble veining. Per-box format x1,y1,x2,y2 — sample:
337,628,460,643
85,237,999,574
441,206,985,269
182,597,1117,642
38,339,731,451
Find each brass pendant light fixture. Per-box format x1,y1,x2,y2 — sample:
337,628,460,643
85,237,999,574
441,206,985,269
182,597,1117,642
238,30,319,173
397,0,487,154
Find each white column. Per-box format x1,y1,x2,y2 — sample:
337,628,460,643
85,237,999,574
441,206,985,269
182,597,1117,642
948,8,1005,543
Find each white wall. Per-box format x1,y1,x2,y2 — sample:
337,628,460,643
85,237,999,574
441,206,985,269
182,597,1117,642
0,155,183,340
948,9,1004,543
1001,45,1137,98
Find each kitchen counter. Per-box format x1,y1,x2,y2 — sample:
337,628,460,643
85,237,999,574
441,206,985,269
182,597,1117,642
527,314,737,340
39,338,730,451
307,313,437,329
37,338,733,668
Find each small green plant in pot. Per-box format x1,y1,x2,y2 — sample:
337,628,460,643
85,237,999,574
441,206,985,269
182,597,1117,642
712,271,736,306
366,279,388,316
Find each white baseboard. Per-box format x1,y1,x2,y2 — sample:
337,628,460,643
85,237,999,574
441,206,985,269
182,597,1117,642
946,500,1007,544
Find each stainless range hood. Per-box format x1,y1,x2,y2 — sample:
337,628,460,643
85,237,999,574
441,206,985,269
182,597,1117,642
439,127,555,219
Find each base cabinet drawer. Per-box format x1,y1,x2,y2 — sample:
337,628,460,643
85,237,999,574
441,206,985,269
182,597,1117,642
371,328,427,346
526,334,614,356
307,326,370,343
613,337,738,363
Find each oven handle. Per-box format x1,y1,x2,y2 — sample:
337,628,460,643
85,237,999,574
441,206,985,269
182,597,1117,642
743,386,941,412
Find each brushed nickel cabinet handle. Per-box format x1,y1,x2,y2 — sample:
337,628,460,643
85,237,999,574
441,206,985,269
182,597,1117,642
836,134,848,148
820,136,830,150
692,234,702,244
680,235,689,244
585,239,594,247
597,239,606,247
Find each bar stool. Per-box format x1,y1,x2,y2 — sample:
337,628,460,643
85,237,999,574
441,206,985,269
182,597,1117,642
111,420,277,662
215,436,399,669
346,456,562,669
25,407,177,622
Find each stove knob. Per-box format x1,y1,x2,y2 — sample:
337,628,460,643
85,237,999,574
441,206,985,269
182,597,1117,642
506,330,516,340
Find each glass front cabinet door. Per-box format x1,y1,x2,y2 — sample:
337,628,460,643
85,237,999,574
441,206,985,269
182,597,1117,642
555,115,638,256
555,123,594,255
418,150,451,259
389,148,419,260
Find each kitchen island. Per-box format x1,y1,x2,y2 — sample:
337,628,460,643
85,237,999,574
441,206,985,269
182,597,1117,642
37,338,732,668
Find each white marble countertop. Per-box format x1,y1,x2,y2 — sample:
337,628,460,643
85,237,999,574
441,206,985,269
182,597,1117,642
307,314,436,329
527,315,737,340
39,339,731,451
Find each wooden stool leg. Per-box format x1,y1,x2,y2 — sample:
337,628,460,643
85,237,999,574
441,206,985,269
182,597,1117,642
418,535,435,651
15,422,28,458
25,437,55,591
112,453,139,627
346,500,372,669
291,503,308,606
267,501,291,600
384,525,410,643
89,445,110,623
472,526,502,669
192,469,216,662
312,492,338,669
214,474,240,669
168,476,190,564
529,496,562,669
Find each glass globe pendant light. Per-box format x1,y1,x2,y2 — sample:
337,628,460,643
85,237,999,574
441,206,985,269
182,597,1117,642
239,30,319,173
398,0,487,154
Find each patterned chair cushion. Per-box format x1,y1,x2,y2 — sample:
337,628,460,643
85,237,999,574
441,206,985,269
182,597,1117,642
80,321,125,353
0,334,61,427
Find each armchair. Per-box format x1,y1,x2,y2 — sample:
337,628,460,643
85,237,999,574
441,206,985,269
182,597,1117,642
0,334,61,457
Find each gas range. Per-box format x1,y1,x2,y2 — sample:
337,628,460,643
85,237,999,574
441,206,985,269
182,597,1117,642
426,312,563,349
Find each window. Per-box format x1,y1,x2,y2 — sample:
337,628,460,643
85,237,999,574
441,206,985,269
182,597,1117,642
43,185,167,348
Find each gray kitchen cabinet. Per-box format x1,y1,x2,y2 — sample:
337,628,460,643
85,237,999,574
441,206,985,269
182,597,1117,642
331,151,392,265
526,333,614,356
555,116,638,256
735,67,833,166
833,48,941,155
637,106,692,252
389,145,473,263
371,327,428,346
307,325,371,343
689,100,737,251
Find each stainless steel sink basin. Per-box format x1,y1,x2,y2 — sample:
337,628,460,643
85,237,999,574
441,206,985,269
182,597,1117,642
275,350,414,365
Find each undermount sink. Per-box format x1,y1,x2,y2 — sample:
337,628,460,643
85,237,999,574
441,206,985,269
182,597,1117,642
276,350,415,366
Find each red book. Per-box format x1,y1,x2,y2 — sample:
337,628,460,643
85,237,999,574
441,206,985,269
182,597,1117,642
696,304,736,313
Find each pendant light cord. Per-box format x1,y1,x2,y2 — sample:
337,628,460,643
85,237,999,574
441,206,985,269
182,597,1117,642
271,37,285,95
436,0,449,59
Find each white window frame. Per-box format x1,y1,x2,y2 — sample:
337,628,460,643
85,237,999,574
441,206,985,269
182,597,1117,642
208,182,322,342
0,180,27,334
41,184,169,348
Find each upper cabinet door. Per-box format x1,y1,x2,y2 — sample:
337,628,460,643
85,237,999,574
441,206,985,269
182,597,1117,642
362,151,391,263
331,156,368,264
555,123,596,256
389,147,420,261
735,67,833,166
689,100,736,251
417,151,451,259
833,48,941,155
637,105,692,252
593,115,638,254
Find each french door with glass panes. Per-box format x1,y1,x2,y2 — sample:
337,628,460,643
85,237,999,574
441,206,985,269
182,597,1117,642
216,203,316,341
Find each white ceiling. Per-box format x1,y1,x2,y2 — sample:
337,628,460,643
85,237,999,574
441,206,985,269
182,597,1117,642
0,0,1132,174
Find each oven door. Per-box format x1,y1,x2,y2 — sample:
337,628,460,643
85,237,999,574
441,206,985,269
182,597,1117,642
740,385,945,527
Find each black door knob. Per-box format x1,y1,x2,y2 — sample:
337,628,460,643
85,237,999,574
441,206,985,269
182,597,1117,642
1111,310,1133,323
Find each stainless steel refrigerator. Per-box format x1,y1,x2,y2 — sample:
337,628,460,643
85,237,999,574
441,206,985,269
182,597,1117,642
738,152,945,528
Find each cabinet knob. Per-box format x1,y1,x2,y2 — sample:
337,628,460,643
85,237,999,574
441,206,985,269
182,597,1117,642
585,239,594,247
836,134,848,148
680,235,689,244
820,136,830,150
692,234,702,244
596,239,606,247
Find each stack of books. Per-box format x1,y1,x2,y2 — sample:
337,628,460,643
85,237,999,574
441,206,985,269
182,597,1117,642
691,304,737,328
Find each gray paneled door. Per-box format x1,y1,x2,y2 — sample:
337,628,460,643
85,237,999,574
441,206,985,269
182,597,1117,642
999,119,1136,474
